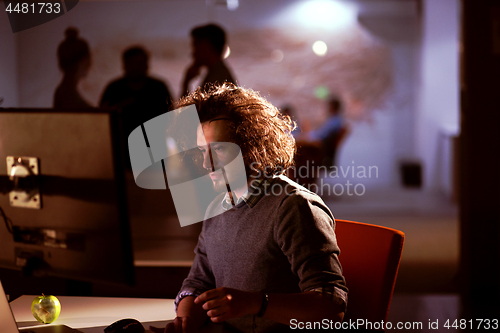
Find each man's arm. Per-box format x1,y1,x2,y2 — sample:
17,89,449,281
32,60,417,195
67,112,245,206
165,224,215,332
181,63,201,97
260,291,344,324
177,296,208,323
162,296,208,333
195,288,344,325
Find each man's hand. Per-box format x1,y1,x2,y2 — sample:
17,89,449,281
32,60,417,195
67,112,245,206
181,62,202,97
149,316,197,333
184,63,202,83
194,287,261,323
150,295,207,333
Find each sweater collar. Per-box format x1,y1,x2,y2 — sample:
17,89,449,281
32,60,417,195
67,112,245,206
221,176,276,211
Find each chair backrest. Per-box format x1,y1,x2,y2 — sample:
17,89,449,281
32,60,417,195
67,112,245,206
334,219,404,323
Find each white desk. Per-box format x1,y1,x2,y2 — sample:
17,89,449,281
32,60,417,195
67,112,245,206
11,296,174,333
11,296,223,333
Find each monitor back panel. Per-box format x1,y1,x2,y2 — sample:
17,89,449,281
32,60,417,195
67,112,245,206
0,111,133,285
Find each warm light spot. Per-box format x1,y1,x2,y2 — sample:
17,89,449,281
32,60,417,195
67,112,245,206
271,49,284,62
312,41,328,56
224,46,231,59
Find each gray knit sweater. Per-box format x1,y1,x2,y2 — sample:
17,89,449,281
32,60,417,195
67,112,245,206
179,175,347,332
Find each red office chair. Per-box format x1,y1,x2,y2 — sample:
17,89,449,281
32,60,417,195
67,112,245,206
335,219,405,324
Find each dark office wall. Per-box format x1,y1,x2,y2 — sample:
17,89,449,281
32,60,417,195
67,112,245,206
0,266,190,300
460,0,500,317
0,18,18,107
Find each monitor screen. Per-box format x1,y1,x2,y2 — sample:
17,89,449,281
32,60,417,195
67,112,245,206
0,109,134,286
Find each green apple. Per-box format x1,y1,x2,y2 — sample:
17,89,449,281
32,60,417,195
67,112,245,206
31,294,61,324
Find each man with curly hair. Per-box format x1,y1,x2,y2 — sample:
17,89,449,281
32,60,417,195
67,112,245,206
164,84,347,333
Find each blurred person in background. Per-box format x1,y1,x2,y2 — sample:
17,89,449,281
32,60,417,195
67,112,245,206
181,23,237,96
53,27,94,110
100,46,173,136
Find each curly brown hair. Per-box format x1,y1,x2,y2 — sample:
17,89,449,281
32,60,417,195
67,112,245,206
175,83,296,176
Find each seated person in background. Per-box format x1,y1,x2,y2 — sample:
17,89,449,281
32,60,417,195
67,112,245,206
308,97,346,167
181,24,237,96
53,27,94,110
100,46,173,136
159,84,347,332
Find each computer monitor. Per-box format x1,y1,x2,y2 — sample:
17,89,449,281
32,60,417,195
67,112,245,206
0,109,134,287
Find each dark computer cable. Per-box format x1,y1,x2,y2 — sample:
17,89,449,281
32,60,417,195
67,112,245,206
0,205,13,235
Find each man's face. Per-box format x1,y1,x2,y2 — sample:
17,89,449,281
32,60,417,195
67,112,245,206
196,119,247,194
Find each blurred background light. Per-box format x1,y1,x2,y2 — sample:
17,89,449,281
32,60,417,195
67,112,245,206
274,0,357,31
312,40,328,56
271,49,284,62
227,0,239,11
206,0,239,11
314,85,330,100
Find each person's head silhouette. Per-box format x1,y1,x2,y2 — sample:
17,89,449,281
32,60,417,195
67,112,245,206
57,27,90,79
328,97,342,116
190,23,227,66
122,46,149,80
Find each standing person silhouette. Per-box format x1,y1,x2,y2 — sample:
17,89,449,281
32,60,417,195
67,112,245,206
181,24,237,96
53,27,93,110
100,46,173,136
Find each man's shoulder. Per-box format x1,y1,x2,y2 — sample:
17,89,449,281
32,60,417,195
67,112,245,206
272,175,321,199
145,76,169,88
254,175,328,211
257,176,334,232
202,176,327,220
103,77,127,91
204,60,236,86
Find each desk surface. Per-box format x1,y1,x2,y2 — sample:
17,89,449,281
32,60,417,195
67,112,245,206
11,295,174,333
11,296,223,333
